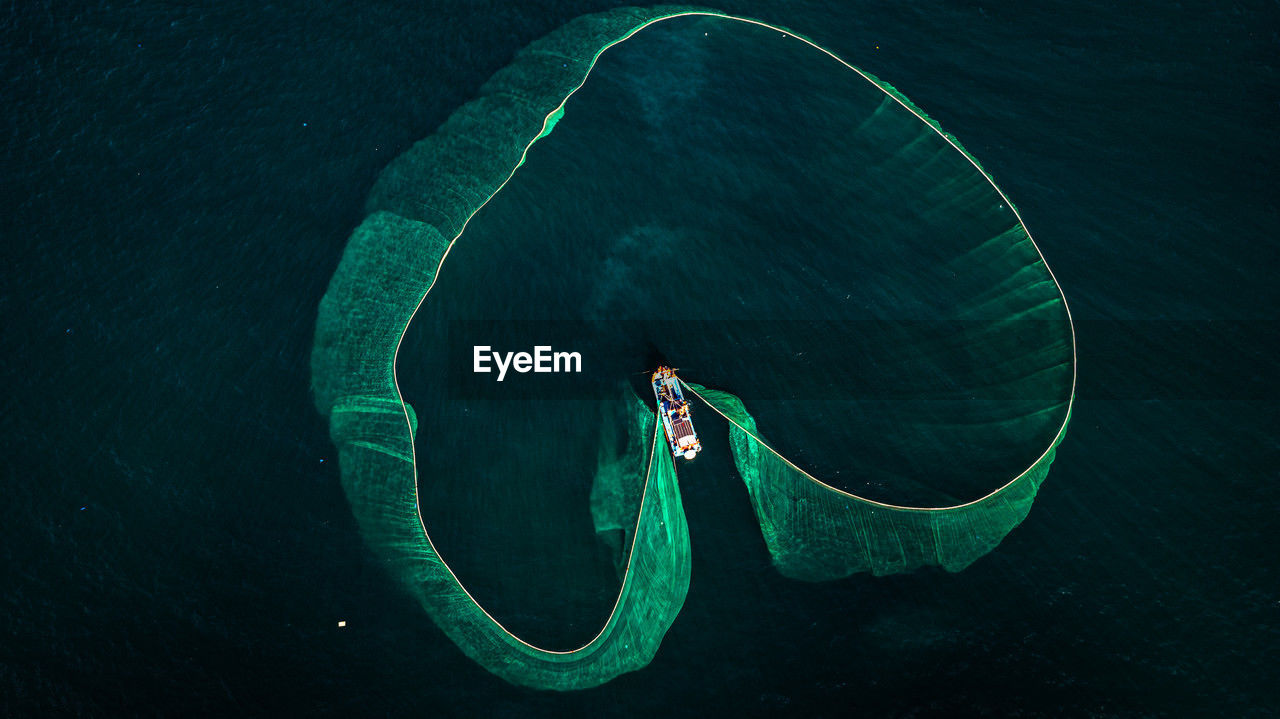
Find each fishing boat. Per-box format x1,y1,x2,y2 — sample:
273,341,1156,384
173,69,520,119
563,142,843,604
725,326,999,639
651,366,702,460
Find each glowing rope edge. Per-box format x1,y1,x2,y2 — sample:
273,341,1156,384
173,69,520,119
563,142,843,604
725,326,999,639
381,10,1079,656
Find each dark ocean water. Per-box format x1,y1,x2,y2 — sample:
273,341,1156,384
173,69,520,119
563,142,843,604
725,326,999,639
4,1,1277,716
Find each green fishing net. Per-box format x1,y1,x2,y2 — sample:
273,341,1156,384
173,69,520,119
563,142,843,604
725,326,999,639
311,7,1074,690
686,383,1068,581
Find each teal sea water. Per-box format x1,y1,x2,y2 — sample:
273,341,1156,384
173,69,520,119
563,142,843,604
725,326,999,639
4,1,1276,716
